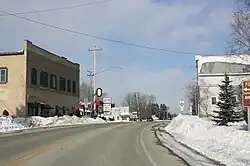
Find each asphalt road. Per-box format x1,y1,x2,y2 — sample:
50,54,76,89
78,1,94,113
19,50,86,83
0,122,187,166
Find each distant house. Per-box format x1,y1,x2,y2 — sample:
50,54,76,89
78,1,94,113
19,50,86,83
0,40,80,117
196,54,250,117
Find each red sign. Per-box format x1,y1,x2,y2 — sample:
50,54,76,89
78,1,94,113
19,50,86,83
242,80,250,107
242,80,250,93
243,93,250,107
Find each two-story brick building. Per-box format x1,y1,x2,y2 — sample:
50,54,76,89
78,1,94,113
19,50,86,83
0,40,80,117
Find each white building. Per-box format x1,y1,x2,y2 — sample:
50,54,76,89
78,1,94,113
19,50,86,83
196,54,250,117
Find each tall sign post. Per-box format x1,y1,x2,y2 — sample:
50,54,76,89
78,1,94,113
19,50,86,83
242,80,250,131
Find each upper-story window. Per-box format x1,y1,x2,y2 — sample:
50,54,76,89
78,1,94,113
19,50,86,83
67,79,71,92
40,71,48,87
0,67,7,84
72,81,76,94
31,68,37,85
50,74,57,90
59,77,66,91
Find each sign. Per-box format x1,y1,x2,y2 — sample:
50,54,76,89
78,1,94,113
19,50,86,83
242,80,250,93
103,97,112,104
242,80,250,107
103,103,111,112
95,88,102,97
179,99,184,111
243,93,250,107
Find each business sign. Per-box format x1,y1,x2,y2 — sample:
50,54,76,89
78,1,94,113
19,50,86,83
242,80,250,107
103,97,112,104
103,103,111,112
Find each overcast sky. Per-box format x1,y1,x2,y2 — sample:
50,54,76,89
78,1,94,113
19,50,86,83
0,0,236,112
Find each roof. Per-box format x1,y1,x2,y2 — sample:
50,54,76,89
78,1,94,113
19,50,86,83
0,50,24,56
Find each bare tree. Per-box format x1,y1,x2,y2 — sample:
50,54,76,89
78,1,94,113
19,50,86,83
229,0,250,54
199,86,211,117
123,92,156,112
185,81,212,117
185,81,197,115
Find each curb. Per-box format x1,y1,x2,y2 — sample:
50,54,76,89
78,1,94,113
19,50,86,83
155,124,226,166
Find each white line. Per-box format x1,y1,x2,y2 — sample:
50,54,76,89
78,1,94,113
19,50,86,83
140,127,158,166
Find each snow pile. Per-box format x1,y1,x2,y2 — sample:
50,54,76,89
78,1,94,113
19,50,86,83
165,115,250,166
0,115,106,133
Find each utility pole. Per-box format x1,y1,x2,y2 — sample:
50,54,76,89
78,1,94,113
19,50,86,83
135,92,140,121
195,59,199,116
87,70,93,111
88,46,102,111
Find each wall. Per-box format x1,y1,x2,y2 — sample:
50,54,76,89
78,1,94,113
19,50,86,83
196,54,250,117
0,52,27,116
25,40,80,113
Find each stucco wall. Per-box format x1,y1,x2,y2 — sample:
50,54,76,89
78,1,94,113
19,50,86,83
0,53,27,116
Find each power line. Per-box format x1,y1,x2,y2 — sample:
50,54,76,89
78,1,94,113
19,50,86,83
0,0,115,17
0,10,207,55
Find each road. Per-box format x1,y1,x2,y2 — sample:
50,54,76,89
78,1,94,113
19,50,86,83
0,122,187,166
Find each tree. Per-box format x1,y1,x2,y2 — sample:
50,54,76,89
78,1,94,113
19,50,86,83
185,81,211,116
185,81,197,115
228,0,250,54
123,92,156,113
212,73,243,125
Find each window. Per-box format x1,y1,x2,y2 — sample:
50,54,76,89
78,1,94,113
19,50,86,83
67,80,71,92
50,74,57,90
72,81,76,94
59,77,66,91
40,71,48,87
211,97,217,105
232,95,237,103
0,68,7,83
31,68,37,85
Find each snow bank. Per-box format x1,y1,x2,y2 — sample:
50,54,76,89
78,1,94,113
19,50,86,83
0,115,106,133
165,115,250,166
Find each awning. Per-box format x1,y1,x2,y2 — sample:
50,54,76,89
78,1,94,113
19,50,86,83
40,103,54,109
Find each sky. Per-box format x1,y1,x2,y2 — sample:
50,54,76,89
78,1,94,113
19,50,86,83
0,0,236,112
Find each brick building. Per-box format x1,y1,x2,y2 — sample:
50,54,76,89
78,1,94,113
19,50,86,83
0,40,80,117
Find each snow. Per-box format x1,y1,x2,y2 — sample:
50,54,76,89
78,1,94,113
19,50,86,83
165,115,250,166
0,115,106,133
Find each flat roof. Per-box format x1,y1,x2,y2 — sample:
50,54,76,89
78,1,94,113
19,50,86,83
0,50,24,56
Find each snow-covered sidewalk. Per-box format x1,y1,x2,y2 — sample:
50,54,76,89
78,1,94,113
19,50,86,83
165,115,250,166
0,115,106,133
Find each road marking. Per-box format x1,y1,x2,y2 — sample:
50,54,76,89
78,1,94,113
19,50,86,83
140,127,158,166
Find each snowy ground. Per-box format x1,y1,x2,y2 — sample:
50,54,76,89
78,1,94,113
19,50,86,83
0,115,106,133
165,115,250,166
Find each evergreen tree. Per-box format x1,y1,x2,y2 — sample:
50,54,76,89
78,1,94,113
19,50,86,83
212,73,243,125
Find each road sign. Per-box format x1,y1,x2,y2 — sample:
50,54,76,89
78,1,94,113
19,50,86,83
179,99,184,111
242,80,250,93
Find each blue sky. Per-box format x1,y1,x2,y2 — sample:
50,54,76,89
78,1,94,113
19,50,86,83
0,0,236,112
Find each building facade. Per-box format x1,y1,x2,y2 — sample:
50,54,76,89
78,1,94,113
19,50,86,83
196,54,250,117
0,40,80,117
